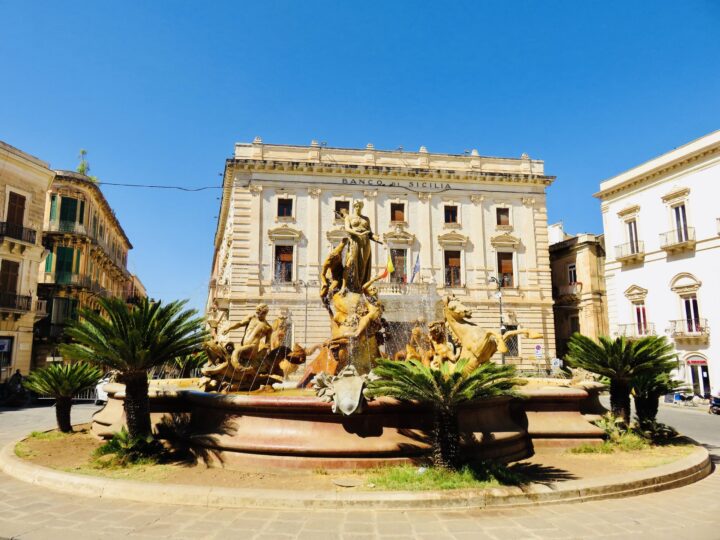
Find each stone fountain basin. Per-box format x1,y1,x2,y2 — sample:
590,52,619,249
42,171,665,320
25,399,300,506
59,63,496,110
91,379,605,470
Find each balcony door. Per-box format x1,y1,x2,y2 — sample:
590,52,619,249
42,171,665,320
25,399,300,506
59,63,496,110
55,247,75,284
634,303,648,335
390,249,407,283
674,204,688,242
7,192,26,227
683,295,701,332
627,220,639,253
59,197,78,232
0,260,19,308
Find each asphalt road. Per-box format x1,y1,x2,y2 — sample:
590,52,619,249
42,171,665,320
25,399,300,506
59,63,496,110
657,402,720,448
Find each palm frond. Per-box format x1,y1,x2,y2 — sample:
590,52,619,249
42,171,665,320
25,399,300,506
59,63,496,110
23,362,103,398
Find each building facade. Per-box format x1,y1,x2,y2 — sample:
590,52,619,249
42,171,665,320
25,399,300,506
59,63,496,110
0,142,55,377
548,223,608,358
33,171,134,368
208,139,557,368
596,130,720,397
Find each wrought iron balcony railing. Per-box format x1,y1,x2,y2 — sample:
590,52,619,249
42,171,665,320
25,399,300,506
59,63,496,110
0,222,37,244
46,221,87,235
669,318,709,340
41,272,92,288
615,241,645,262
660,227,695,251
617,323,656,338
0,292,32,312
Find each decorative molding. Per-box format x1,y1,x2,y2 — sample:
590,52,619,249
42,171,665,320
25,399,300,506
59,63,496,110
248,184,263,196
624,284,648,303
437,231,468,247
363,190,378,200
417,192,432,202
521,197,536,207
307,187,322,198
661,186,690,204
670,272,701,295
490,233,520,248
617,204,640,218
383,223,415,246
267,224,303,243
470,195,484,205
326,228,348,244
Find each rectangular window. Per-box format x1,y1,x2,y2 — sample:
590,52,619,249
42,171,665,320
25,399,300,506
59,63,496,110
390,248,407,283
635,303,648,335
497,252,514,287
6,192,26,226
274,246,294,283
684,295,700,332
627,220,639,253
0,260,20,294
390,203,405,222
55,247,74,284
568,264,577,284
496,208,510,226
444,205,458,224
444,250,462,287
504,324,519,356
674,204,688,242
78,200,85,225
334,200,350,219
50,297,79,325
277,198,293,218
59,197,78,231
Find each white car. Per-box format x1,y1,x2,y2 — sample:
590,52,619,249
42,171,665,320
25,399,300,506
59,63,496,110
94,376,112,405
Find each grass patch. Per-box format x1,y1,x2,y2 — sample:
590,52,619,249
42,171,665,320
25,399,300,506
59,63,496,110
65,462,173,481
366,462,524,491
14,442,33,458
569,442,615,454
29,430,70,441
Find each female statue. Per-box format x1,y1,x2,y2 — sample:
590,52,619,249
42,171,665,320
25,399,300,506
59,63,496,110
342,201,382,292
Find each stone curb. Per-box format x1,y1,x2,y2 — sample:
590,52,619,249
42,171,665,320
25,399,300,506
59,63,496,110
0,438,711,510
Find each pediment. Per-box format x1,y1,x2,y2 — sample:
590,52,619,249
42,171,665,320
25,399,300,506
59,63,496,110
326,228,348,243
623,284,648,302
438,231,468,247
661,186,690,204
383,225,415,246
268,224,303,242
617,205,640,218
490,233,519,248
670,272,701,294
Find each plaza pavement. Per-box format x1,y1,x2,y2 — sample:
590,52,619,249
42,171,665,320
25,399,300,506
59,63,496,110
0,404,719,539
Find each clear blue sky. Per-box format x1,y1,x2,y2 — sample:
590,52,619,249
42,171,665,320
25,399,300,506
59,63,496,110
2,1,718,311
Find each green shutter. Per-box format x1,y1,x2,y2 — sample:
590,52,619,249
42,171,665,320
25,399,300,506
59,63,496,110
73,249,81,273
59,197,78,227
55,247,74,284
49,195,58,221
45,251,53,272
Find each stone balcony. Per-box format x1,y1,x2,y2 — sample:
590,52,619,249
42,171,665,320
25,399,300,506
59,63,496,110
617,323,656,338
375,282,432,296
660,227,696,253
553,283,583,301
669,318,709,343
615,241,645,263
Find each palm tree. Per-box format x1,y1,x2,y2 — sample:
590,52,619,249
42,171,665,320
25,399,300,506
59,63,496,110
60,297,206,438
366,358,518,470
565,335,677,425
632,371,684,425
23,363,102,432
174,351,208,379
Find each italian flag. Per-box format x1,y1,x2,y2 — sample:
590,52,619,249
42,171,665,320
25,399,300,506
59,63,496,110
378,252,395,280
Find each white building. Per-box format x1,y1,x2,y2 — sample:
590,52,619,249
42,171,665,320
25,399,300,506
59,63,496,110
596,130,720,397
208,139,557,368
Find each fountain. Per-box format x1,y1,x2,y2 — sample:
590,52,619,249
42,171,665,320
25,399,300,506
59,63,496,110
92,198,606,469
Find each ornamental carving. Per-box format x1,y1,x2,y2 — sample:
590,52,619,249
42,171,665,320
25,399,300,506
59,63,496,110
470,195,484,205
661,186,690,204
624,285,648,303
326,228,348,244
267,224,303,243
670,272,701,295
490,233,520,248
248,184,263,196
383,223,415,246
307,187,322,198
437,231,468,247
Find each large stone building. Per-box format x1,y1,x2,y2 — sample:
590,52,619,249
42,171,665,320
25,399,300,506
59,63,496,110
208,139,557,368
596,130,720,397
548,223,608,358
33,171,135,368
0,142,55,377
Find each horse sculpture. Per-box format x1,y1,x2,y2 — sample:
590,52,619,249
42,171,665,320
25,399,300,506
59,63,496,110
442,295,543,372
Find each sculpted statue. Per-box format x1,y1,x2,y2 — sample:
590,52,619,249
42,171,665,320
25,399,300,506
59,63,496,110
227,304,273,370
342,201,383,292
427,320,459,369
442,295,543,372
319,237,347,310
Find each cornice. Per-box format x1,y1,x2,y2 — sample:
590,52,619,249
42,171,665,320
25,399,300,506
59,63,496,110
227,160,554,187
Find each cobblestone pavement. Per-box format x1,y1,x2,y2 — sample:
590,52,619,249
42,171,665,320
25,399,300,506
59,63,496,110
1,405,718,539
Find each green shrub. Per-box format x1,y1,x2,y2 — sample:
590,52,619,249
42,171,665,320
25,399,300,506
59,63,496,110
93,428,164,467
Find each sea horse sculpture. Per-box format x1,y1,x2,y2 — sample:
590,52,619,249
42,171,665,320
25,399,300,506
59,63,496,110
442,295,543,372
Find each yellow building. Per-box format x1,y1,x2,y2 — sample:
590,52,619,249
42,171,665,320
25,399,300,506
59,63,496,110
0,141,55,377
33,171,134,368
549,223,609,357
208,139,557,369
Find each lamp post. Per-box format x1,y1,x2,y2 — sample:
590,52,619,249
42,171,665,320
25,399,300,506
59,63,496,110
488,276,506,365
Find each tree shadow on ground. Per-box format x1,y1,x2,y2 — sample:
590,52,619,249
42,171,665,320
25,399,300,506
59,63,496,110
507,462,577,485
154,413,236,467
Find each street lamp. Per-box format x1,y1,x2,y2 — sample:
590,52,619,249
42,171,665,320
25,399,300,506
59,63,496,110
488,276,506,365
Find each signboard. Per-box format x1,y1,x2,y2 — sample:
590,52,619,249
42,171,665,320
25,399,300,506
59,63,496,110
686,358,707,365
534,344,543,359
0,339,10,353
551,358,562,370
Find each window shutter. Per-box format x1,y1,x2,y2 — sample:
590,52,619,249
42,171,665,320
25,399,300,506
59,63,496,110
7,193,26,225
45,251,54,272
73,249,81,273
49,195,58,221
